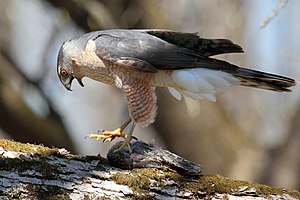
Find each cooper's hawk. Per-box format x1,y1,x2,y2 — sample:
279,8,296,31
57,29,296,149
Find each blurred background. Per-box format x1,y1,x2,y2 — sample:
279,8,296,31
0,0,299,190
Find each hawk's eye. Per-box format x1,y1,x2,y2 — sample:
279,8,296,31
60,69,68,77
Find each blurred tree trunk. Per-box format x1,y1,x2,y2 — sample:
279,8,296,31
0,1,75,152
257,106,300,189
0,54,76,152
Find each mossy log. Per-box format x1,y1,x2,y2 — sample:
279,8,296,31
0,139,299,199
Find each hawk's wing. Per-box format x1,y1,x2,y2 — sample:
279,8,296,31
91,30,295,92
145,29,243,57
92,29,241,73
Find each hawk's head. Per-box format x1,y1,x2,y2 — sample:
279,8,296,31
57,40,84,91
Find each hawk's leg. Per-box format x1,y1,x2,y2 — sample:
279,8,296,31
87,118,132,142
113,122,136,152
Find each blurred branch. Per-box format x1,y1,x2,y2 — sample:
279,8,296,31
47,0,117,31
259,0,289,29
0,49,59,120
0,0,75,152
48,0,172,31
0,53,76,152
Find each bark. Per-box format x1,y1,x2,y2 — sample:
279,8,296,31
0,139,299,200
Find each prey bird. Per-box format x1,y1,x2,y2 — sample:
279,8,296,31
57,29,296,150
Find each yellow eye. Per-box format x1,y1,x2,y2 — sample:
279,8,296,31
60,69,68,77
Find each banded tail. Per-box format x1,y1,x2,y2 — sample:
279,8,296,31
234,68,296,92
168,65,296,102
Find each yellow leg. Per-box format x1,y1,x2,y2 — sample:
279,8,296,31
87,118,132,142
113,122,136,153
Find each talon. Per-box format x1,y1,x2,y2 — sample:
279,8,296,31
113,122,136,152
86,118,136,151
132,136,138,141
86,128,126,142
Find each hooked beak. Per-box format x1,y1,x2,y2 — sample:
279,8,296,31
63,76,74,91
76,77,84,87
63,76,84,91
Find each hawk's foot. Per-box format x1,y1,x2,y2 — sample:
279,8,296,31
87,128,126,142
113,122,136,152
86,118,136,152
113,134,133,153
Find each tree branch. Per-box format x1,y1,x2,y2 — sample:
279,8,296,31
259,0,289,29
0,139,299,199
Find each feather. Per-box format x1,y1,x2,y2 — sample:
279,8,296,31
170,68,240,102
168,87,182,100
233,68,296,92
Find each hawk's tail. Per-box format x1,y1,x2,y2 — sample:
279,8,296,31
233,68,296,92
168,67,296,102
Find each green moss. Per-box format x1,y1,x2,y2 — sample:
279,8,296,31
27,185,71,200
112,167,181,198
0,139,108,165
181,174,300,199
0,139,60,156
0,184,23,199
112,168,180,190
0,140,71,179
111,168,300,199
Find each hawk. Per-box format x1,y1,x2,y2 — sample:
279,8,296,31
57,29,296,150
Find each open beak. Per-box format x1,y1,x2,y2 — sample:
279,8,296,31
76,77,84,87
62,76,84,91
63,77,74,91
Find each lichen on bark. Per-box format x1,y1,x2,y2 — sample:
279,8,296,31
0,139,299,199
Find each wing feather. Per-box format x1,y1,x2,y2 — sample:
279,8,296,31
93,30,202,71
90,29,295,92
146,29,244,56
